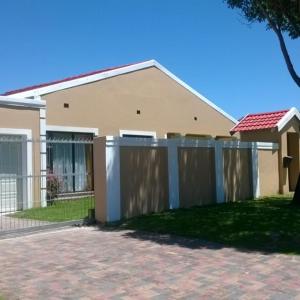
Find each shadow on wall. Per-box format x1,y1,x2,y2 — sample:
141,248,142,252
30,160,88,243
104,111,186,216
223,148,253,202
178,147,216,207
118,146,255,220
119,146,169,219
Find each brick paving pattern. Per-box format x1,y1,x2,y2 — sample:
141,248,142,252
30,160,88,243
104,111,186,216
0,227,300,299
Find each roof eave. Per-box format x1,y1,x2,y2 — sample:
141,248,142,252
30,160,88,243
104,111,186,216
276,107,300,132
0,96,46,108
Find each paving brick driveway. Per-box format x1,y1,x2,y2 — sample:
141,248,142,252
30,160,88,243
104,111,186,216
1,227,300,300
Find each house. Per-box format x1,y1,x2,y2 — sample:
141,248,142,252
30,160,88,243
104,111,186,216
231,108,300,194
0,60,237,211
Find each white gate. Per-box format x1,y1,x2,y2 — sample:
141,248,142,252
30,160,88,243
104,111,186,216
0,176,18,212
0,136,24,213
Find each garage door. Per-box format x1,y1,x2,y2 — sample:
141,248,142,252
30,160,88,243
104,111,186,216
0,136,24,213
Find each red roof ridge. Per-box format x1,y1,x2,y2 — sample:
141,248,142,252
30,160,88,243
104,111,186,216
245,109,290,117
3,60,149,96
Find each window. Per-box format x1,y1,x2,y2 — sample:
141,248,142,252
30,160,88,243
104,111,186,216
46,132,93,193
122,134,153,138
119,130,156,138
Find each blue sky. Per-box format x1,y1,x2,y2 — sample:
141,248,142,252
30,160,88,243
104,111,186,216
0,0,299,119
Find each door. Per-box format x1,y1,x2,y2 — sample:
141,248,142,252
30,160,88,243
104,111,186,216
0,136,24,212
287,132,300,191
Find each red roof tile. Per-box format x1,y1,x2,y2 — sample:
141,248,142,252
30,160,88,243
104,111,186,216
230,109,289,133
3,61,144,96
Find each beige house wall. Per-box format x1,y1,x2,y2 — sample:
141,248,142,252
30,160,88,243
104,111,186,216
119,146,169,219
258,149,279,196
0,105,40,140
178,147,216,207
43,67,235,138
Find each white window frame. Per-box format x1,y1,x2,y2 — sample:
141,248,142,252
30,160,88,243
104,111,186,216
46,125,99,136
0,128,33,210
119,130,157,138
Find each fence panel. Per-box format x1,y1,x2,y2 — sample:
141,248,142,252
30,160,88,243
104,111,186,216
178,147,216,207
94,137,279,223
119,146,169,218
223,148,253,202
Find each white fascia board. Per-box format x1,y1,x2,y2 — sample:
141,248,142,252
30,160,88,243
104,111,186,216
0,96,46,108
276,107,300,132
9,61,156,98
46,125,99,136
8,59,237,124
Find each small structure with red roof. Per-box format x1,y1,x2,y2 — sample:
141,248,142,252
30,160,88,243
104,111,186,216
230,109,291,134
231,107,300,194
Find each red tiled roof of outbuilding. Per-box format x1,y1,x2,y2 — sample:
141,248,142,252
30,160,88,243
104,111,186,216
230,109,290,133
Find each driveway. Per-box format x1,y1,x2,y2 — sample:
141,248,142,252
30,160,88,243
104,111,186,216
0,227,300,300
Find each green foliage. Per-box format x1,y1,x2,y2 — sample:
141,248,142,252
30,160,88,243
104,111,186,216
11,197,94,222
119,196,300,254
225,0,300,39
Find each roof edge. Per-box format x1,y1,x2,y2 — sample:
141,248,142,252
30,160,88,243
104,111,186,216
276,107,300,131
229,114,249,134
152,61,237,124
0,95,46,108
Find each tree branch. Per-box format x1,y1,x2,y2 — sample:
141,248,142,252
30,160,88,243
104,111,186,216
259,4,300,87
272,24,300,87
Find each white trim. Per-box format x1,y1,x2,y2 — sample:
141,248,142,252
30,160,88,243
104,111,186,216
34,95,42,101
107,136,216,148
46,125,99,136
0,96,45,108
40,108,47,207
39,107,46,119
7,60,237,124
119,130,157,138
256,142,279,150
214,141,224,203
0,128,33,210
251,143,260,198
167,140,180,209
0,128,32,137
277,107,300,132
106,141,121,222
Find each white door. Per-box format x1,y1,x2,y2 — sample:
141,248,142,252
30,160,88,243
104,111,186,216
0,136,24,213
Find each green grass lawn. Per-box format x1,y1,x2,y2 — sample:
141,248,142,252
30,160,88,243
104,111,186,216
118,196,300,255
11,197,95,222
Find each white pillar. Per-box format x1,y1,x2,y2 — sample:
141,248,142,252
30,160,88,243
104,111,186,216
105,138,121,222
167,140,180,209
215,141,225,203
251,142,260,198
39,107,47,207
